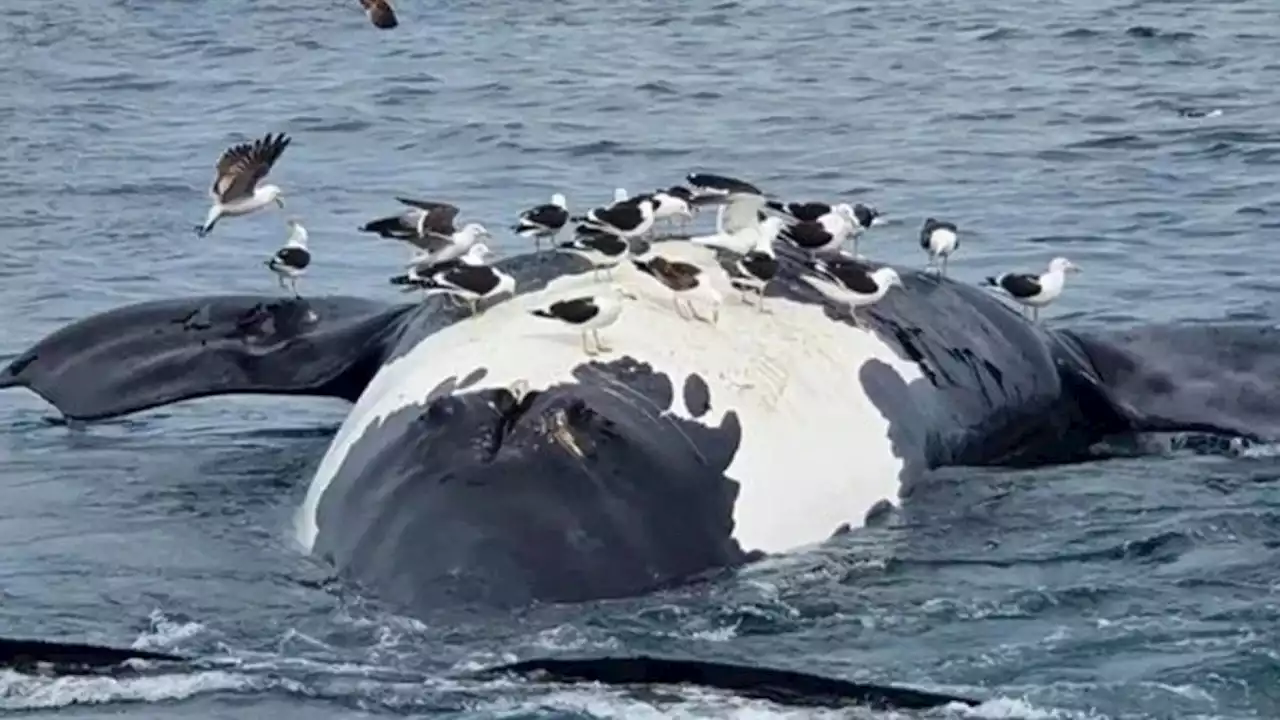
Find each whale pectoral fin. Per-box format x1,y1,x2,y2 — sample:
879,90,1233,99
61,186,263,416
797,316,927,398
0,635,187,676
478,656,981,711
0,295,416,422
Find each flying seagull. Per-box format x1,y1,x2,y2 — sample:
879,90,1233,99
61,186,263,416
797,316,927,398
359,0,398,29
195,132,291,238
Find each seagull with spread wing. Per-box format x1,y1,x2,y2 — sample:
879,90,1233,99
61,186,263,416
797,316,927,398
195,132,291,238
391,198,494,269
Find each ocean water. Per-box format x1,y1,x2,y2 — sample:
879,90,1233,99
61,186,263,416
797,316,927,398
2,0,1279,717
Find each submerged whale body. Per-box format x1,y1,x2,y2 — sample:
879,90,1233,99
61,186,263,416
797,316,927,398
0,636,978,711
1,239,1270,613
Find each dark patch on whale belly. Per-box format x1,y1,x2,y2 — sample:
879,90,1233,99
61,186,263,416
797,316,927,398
313,357,750,612
682,374,711,418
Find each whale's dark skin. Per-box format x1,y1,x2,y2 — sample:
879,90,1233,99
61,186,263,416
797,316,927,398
0,636,979,712
0,245,1265,614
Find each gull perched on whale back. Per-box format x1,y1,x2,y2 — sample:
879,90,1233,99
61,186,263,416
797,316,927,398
803,258,903,329
983,256,1080,322
195,132,291,237
513,193,570,252
404,218,493,271
265,218,311,297
691,191,771,256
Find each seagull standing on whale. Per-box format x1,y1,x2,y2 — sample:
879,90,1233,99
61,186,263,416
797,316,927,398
557,229,631,281
803,258,903,329
399,243,514,316
265,218,311,297
920,217,959,277
581,196,658,246
728,216,785,312
529,285,638,357
633,254,722,324
512,193,570,252
368,199,491,267
195,132,291,238
984,257,1080,322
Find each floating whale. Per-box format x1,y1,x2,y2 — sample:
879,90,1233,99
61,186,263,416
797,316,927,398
0,239,1268,615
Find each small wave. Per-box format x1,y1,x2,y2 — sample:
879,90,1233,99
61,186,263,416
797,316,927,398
0,668,253,711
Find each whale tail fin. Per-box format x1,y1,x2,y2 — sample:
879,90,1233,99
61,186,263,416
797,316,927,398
0,295,416,422
1060,324,1280,444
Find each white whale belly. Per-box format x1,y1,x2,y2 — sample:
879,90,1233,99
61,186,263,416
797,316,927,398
296,241,927,556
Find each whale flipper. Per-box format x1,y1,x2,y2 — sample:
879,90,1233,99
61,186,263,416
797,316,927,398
0,636,186,676
0,295,417,422
480,655,980,711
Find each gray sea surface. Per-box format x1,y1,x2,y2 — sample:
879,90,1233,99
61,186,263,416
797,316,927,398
2,0,1280,717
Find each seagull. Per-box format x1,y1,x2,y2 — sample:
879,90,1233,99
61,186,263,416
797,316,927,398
649,186,695,231
778,214,851,259
581,196,658,244
983,257,1080,322
685,172,764,197
195,132,291,237
557,228,631,280
692,191,771,255
512,193,570,252
361,197,470,255
633,255,722,324
359,0,398,28
768,201,882,258
728,217,785,312
529,285,638,357
920,218,959,277
845,203,883,257
390,242,490,305
403,220,493,275
803,258,903,329
401,244,515,316
265,218,311,297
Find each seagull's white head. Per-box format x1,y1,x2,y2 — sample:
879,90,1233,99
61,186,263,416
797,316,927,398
1049,257,1080,274
261,184,285,209
756,217,785,252
459,223,492,245
551,193,568,209
873,267,903,291
466,242,497,264
285,218,308,247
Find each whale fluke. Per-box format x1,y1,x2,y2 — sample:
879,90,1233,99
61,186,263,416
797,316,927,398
0,295,416,422
0,637,187,676
479,655,980,711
